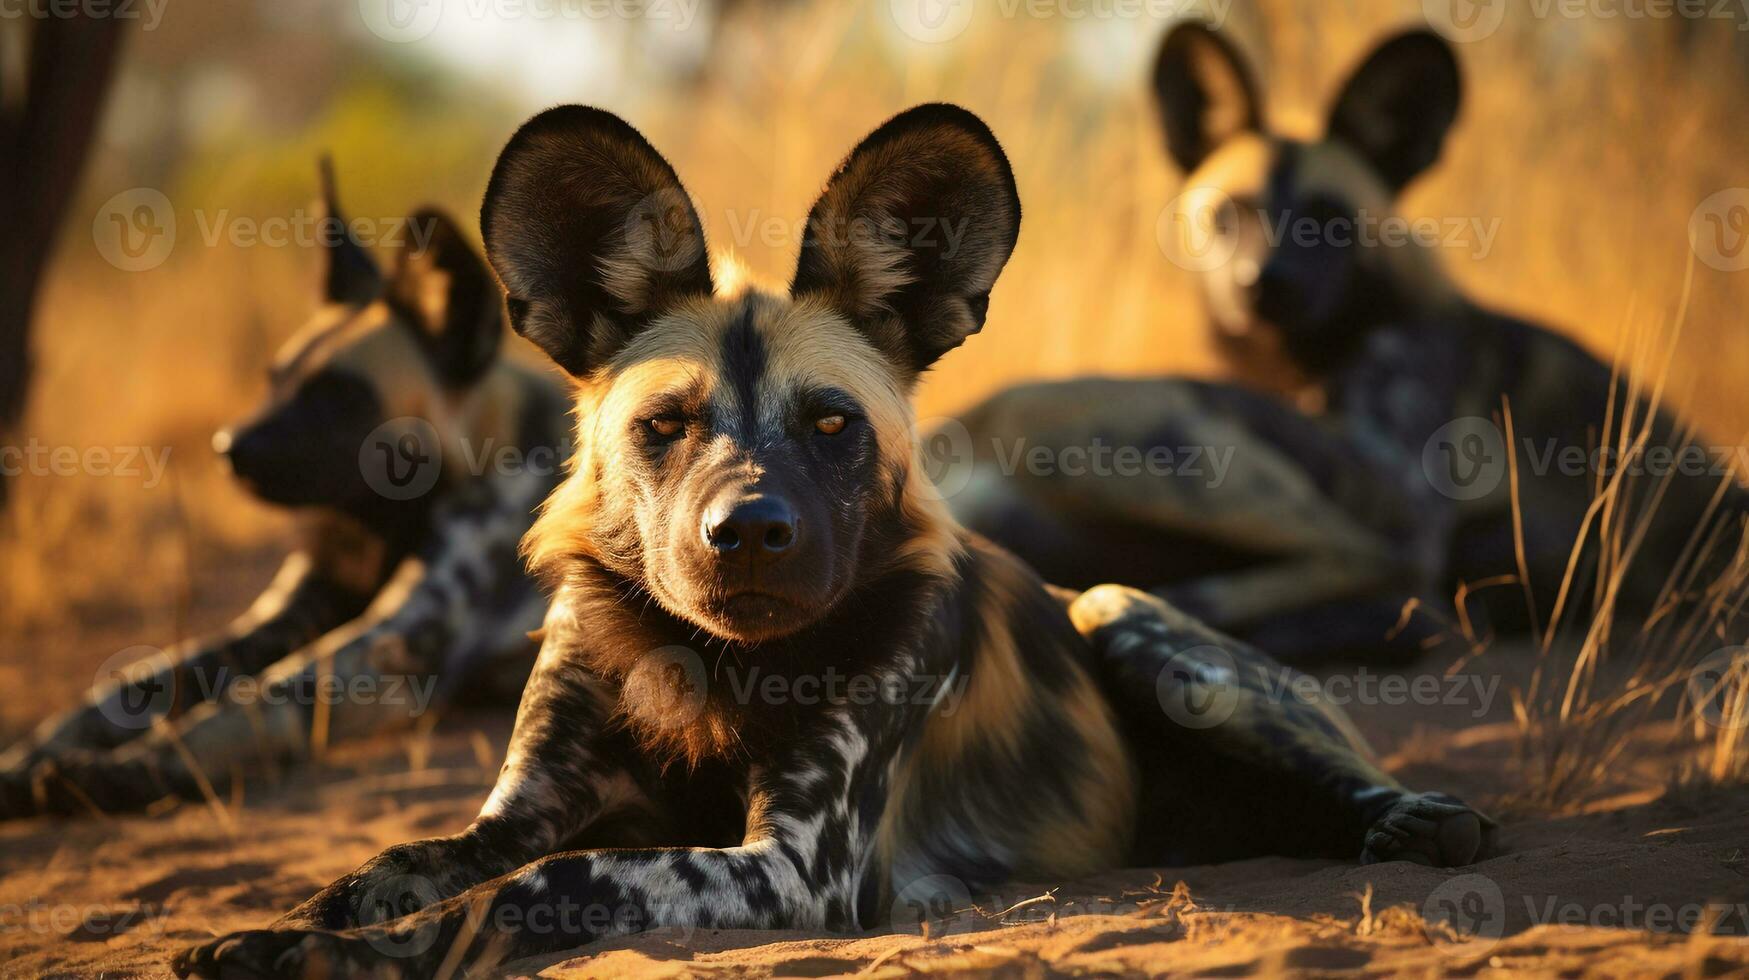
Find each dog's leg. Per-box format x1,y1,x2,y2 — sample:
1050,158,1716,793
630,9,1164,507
272,604,649,931
0,555,371,819
173,698,897,979
2,554,368,766
9,488,540,818
1157,553,1434,664
1071,585,1491,867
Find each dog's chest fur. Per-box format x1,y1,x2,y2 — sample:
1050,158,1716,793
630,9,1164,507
558,532,1137,892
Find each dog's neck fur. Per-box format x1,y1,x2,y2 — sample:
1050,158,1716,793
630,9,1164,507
553,522,964,769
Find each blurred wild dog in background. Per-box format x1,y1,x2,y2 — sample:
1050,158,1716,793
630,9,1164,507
1154,21,1747,641
954,22,1747,660
0,164,570,819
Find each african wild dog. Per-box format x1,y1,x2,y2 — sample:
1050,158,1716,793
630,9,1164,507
1150,22,1748,637
0,163,570,819
947,374,1437,665
175,104,1487,979
956,24,1746,654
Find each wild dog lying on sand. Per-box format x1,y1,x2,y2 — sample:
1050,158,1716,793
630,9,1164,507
948,376,1435,664
0,165,570,819
955,24,1747,656
175,104,1487,979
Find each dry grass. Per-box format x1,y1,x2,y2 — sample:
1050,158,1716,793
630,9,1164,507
1499,308,1749,809
5,0,1747,753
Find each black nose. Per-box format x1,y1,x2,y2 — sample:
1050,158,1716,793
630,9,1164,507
703,494,798,556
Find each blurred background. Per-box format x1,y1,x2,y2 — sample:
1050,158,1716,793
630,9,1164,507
2,0,1746,725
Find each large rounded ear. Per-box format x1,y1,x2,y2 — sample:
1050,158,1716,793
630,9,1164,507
1152,21,1262,174
386,208,503,387
480,106,713,377
789,103,1020,377
318,155,384,305
1326,30,1462,194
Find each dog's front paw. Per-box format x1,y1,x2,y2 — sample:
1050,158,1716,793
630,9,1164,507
173,928,403,979
1361,792,1493,867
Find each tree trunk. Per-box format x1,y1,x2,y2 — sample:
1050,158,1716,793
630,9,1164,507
0,14,126,507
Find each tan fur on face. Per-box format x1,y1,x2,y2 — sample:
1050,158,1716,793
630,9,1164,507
272,301,533,492
522,276,962,593
1185,134,1461,320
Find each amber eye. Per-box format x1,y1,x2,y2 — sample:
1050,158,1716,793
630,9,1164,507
815,415,847,436
648,417,685,438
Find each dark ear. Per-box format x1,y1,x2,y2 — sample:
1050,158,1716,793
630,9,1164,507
318,155,384,305
386,209,503,387
480,106,713,377
1152,22,1262,174
1326,30,1461,194
790,103,1020,376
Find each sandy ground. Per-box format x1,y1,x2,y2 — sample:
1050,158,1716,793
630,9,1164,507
3,550,1748,978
